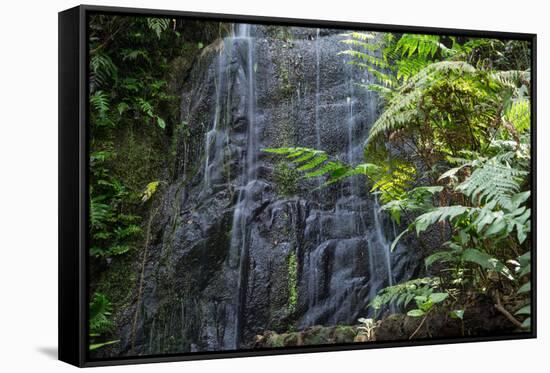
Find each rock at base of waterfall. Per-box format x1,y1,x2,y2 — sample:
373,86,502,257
252,325,360,348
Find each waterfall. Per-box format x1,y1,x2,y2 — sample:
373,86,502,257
203,45,228,188
223,23,258,350
367,194,394,311
314,28,322,148
300,45,368,328
346,72,356,166
299,31,400,327
122,26,422,356
305,242,328,315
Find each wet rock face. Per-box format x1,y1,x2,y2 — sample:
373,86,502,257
253,325,361,348
115,24,423,356
375,294,518,341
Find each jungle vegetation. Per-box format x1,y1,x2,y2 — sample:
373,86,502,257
88,15,532,351
87,15,227,351
264,32,532,335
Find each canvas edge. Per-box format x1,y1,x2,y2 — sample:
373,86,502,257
58,5,86,368
57,4,537,368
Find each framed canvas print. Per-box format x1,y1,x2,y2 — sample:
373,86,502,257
58,5,536,367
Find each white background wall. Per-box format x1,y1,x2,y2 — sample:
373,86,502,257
0,0,547,371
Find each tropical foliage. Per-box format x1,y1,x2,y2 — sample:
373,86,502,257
87,16,532,351
87,15,221,352
89,293,119,351
264,31,532,334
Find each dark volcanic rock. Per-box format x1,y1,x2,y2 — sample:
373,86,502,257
112,24,423,357
253,325,361,348
375,295,519,342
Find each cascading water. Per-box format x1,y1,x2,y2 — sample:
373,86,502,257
223,23,258,350
299,32,398,327
300,41,369,328
314,28,322,148
203,44,229,189
120,26,421,356
367,194,395,309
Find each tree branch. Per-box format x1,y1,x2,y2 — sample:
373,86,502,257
494,291,524,329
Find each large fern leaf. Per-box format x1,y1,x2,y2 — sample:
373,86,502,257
370,277,441,312
90,90,110,117
90,53,117,90
455,159,527,207
395,34,447,59
366,61,480,144
263,147,361,186
147,18,170,38
89,293,113,334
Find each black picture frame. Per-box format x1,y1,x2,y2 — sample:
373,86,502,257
59,4,537,367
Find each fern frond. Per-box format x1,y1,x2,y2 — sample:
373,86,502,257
263,147,367,187
456,159,527,207
395,56,432,81
395,34,446,59
412,205,470,235
405,60,477,90
147,18,170,38
366,61,478,144
491,70,531,89
262,147,297,155
90,52,117,90
504,99,530,133
141,180,160,202
121,48,150,62
136,98,154,118
370,277,441,311
338,50,388,69
366,90,421,143
381,186,442,224
90,91,110,117
340,38,380,52
90,194,114,231
89,293,113,335
297,153,328,171
340,31,377,41
303,161,344,178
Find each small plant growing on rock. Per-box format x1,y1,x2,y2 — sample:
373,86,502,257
356,318,377,341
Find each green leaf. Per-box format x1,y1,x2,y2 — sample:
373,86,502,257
147,18,170,38
291,151,318,164
156,116,166,129
369,278,440,312
521,317,531,329
407,309,425,317
117,102,129,115
462,248,514,280
304,161,343,178
514,305,531,316
354,163,379,175
517,282,531,294
141,181,160,202
262,147,296,155
287,149,308,158
390,230,408,252
89,293,113,335
413,206,469,235
108,245,130,256
425,250,456,267
429,292,449,303
450,309,464,320
414,295,428,303
297,153,328,171
89,340,119,351
518,263,531,277
438,166,464,182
